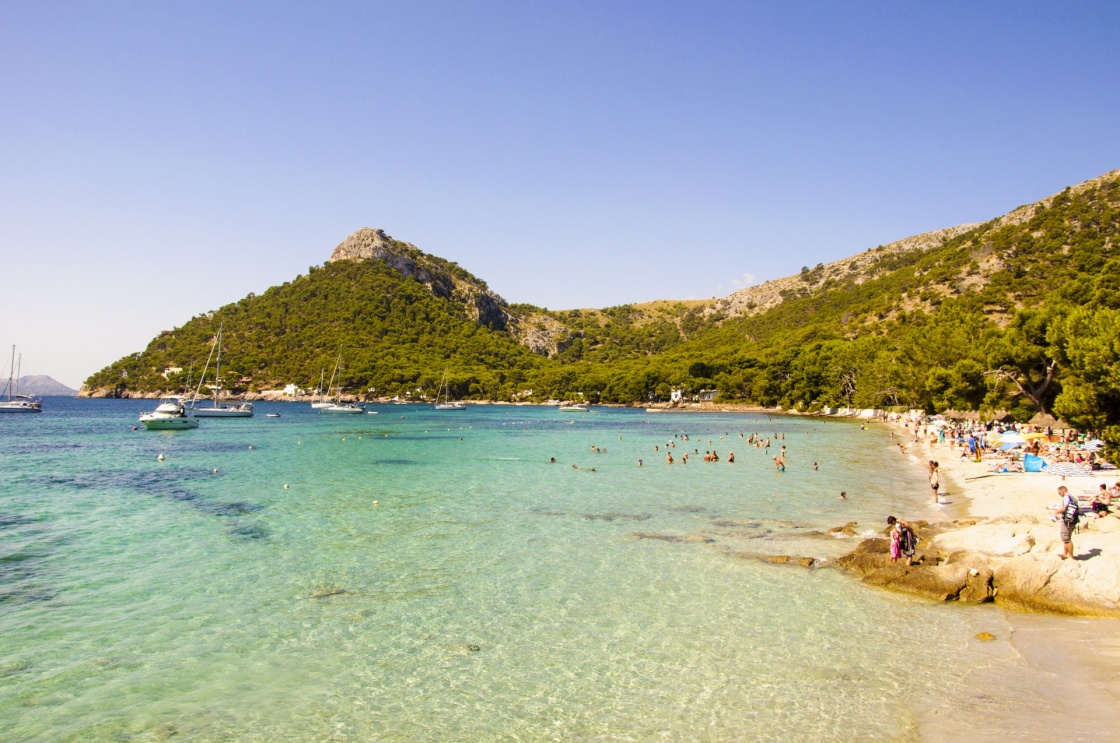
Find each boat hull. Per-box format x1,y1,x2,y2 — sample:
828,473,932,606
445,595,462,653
434,403,467,411
0,403,41,413
321,405,364,414
193,407,254,418
140,416,199,430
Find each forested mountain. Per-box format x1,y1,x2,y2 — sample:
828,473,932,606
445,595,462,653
85,170,1120,444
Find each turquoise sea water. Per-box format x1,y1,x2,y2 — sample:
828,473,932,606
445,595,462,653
2,400,1024,741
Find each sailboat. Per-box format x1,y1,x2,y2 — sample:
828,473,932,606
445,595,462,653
320,351,364,414
310,369,332,409
192,324,254,418
434,368,466,411
0,346,43,413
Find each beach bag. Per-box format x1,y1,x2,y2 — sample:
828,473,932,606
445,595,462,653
900,526,919,554
1062,497,1080,526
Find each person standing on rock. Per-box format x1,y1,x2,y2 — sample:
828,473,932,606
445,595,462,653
887,516,918,565
1048,485,1079,560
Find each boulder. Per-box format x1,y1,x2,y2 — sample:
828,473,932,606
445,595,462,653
933,524,1035,558
861,563,993,604
828,521,860,536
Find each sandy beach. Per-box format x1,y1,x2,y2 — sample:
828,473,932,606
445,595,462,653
872,420,1120,739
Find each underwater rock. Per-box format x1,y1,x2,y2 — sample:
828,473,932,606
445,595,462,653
310,586,348,599
0,659,31,677
229,523,268,539
582,513,652,522
723,551,816,568
628,532,715,543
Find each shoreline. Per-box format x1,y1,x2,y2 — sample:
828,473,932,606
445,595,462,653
862,421,1120,740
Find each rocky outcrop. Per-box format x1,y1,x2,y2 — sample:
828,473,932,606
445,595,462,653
835,534,994,605
836,515,1120,617
329,228,514,331
710,223,980,320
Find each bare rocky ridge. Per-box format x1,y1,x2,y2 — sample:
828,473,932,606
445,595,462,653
710,223,980,320
329,227,513,332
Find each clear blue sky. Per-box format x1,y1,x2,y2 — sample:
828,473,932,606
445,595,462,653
2,1,1118,388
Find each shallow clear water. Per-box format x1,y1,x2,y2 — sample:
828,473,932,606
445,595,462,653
2,400,1014,741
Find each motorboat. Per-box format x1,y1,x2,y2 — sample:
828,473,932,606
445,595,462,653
191,323,253,418
139,397,199,430
558,404,590,412
0,346,42,413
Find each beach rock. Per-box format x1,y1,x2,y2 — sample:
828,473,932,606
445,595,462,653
992,556,1120,617
828,522,860,536
724,551,816,568
762,555,816,568
860,562,993,604
933,524,1035,558
834,538,894,575
629,532,715,544
1089,515,1120,533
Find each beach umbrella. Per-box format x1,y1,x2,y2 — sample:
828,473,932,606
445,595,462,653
1022,432,1049,440
999,441,1023,451
1042,462,1092,477
996,431,1025,444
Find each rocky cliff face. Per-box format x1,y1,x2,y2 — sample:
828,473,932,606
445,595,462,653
329,228,514,332
711,223,980,320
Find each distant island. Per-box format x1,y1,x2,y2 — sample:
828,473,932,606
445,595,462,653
16,376,78,396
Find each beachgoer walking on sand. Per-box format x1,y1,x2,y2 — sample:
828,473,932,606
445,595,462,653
1048,485,1078,560
929,461,940,504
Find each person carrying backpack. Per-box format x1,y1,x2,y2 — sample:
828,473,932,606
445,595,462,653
887,516,920,566
1048,485,1079,560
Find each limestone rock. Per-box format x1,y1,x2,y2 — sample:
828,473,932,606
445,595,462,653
933,524,1035,558
828,521,860,536
328,228,513,331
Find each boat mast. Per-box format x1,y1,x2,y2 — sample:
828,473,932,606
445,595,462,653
5,345,13,402
214,323,223,406
14,354,21,398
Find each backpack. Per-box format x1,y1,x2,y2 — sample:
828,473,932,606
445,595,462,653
899,526,919,554
1062,496,1080,526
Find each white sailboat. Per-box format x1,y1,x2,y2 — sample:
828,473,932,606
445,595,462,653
320,351,364,414
0,346,42,413
310,369,332,409
192,323,254,418
434,368,466,411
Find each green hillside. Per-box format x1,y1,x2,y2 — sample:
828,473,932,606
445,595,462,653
86,170,1120,444
83,258,546,401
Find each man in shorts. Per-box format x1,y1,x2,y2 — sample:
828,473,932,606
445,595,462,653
1048,485,1078,560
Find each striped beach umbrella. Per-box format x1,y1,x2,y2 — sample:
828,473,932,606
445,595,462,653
1042,462,1092,477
